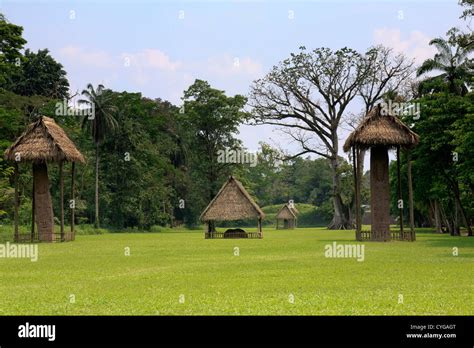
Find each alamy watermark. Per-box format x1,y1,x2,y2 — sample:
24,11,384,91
217,147,257,167
18,322,55,341
324,242,365,262
380,100,420,120
55,100,95,119
0,242,38,262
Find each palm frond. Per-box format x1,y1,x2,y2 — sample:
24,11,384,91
77,98,91,106
429,38,453,58
417,59,445,76
456,45,474,64
79,84,118,144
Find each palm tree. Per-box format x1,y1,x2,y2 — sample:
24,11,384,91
417,35,473,95
79,84,118,228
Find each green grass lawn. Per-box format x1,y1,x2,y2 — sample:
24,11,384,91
0,227,472,315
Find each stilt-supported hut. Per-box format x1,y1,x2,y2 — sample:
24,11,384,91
343,104,419,241
276,203,298,229
4,116,85,242
200,176,265,239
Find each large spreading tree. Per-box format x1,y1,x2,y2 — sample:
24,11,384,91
250,47,371,229
250,46,415,229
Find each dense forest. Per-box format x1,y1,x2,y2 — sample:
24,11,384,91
0,0,472,234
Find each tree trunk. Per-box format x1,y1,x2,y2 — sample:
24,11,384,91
327,155,350,230
439,202,451,235
94,142,100,229
453,181,472,236
370,146,391,241
434,200,442,233
453,199,460,236
347,201,353,228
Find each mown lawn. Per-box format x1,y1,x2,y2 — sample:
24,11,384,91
0,227,472,315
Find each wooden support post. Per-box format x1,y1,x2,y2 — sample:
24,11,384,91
258,218,263,238
31,164,35,242
397,146,404,240
14,162,19,242
407,150,415,241
352,146,361,241
71,162,75,239
60,161,64,242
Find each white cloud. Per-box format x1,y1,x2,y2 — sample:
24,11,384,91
56,45,263,104
121,49,181,71
206,54,263,77
59,45,116,69
373,28,437,63
59,46,182,73
56,45,266,151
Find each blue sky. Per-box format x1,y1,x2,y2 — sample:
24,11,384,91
1,0,464,158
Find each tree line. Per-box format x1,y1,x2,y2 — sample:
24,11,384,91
0,2,472,234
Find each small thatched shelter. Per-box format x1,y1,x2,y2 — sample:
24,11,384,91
4,116,85,242
276,203,298,229
200,176,265,239
344,104,419,242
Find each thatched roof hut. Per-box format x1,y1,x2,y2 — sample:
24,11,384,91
343,104,419,152
344,104,419,242
275,203,298,229
200,176,264,238
4,116,85,243
5,116,85,163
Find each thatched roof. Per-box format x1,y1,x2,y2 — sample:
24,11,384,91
276,204,297,220
4,116,85,163
343,104,419,152
200,176,265,222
